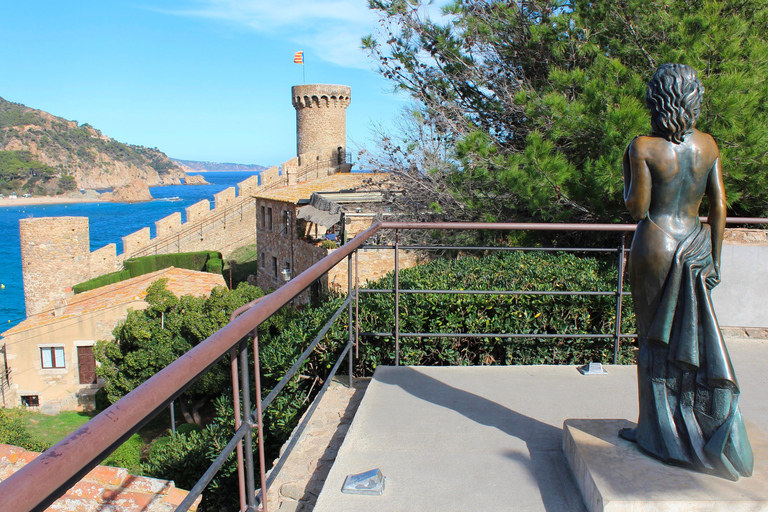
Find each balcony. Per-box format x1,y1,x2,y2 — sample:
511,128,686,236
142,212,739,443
1,219,767,511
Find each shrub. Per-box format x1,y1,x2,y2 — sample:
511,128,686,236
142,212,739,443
102,433,142,472
0,409,48,452
356,251,635,370
74,251,224,294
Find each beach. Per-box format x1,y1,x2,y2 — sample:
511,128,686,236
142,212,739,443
0,196,105,208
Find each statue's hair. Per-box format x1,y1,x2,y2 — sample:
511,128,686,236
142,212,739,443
645,63,704,144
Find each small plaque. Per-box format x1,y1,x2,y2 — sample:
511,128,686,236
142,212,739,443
341,468,386,495
578,362,608,375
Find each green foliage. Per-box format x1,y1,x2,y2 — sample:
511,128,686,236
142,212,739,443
102,433,143,473
95,281,264,406
204,257,223,275
357,251,635,369
0,150,55,193
73,270,131,294
73,252,223,294
321,240,338,249
366,0,768,221
0,409,48,452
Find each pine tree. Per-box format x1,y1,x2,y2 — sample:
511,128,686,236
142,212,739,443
364,0,768,222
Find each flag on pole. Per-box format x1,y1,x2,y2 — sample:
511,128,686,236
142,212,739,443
293,51,304,64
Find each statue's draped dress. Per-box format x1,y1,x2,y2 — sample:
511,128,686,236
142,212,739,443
629,214,754,479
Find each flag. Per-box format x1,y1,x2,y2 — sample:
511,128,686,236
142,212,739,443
294,51,304,64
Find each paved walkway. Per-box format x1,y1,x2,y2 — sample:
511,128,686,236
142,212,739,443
265,376,369,511
311,338,768,512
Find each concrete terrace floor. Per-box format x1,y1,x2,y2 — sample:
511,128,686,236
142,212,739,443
307,338,768,512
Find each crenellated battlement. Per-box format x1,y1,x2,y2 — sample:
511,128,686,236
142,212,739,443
18,83,355,318
291,84,351,110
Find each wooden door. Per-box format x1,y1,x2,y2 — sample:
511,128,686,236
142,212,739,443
77,346,97,384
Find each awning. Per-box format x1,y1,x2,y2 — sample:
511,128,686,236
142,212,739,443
297,193,343,229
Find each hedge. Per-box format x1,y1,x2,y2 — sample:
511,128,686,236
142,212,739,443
73,251,223,294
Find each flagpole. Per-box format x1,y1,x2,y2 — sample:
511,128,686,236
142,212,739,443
303,62,306,84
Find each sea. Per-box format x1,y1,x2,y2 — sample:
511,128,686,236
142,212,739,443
0,171,259,333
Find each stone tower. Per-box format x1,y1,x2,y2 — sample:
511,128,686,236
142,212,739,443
292,84,351,164
19,217,91,316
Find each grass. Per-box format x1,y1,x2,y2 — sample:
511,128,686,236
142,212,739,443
13,405,178,474
22,410,96,446
223,242,259,288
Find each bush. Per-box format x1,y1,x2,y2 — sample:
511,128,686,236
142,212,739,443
102,433,142,472
74,251,224,294
356,251,635,370
0,409,48,452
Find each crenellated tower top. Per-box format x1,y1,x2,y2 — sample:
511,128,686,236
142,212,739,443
292,84,351,162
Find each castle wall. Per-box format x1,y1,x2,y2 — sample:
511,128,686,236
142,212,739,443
122,227,150,256
214,187,237,209
19,217,91,317
186,200,211,223
155,212,182,238
89,244,119,278
17,83,356,315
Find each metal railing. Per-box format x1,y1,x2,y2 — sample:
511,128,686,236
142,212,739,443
1,218,766,512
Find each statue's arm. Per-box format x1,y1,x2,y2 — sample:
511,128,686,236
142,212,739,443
624,140,651,221
706,154,726,288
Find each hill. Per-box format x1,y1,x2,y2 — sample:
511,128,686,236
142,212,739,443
0,96,188,194
172,159,267,173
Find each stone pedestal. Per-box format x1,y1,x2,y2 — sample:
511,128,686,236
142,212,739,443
563,418,768,512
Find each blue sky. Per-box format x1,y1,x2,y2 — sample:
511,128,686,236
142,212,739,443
0,1,445,166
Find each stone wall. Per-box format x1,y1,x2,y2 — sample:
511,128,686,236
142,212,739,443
89,244,118,278
327,248,422,293
17,143,358,317
19,217,91,316
155,212,182,238
712,228,768,329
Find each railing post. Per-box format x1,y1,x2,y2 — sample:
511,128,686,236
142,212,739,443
230,347,246,511
355,249,359,359
348,254,354,387
394,230,400,366
613,233,626,364
239,339,258,511
251,332,268,512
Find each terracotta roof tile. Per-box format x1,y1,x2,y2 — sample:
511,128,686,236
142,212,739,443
253,172,389,204
0,443,201,512
2,267,226,337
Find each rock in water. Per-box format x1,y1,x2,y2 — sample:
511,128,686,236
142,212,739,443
111,179,153,203
184,174,210,185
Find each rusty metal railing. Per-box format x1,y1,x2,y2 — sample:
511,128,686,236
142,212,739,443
2,218,766,512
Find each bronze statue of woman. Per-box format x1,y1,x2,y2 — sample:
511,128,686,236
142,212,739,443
620,63,753,480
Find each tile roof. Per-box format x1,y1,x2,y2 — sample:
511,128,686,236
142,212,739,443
2,267,226,337
253,172,389,204
0,443,201,511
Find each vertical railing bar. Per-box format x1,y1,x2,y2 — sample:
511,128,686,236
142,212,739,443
613,233,626,364
348,254,354,387
230,347,247,511
248,328,269,512
239,339,257,511
355,249,359,359
394,230,400,366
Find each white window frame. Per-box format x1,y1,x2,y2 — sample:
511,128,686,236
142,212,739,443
40,346,66,369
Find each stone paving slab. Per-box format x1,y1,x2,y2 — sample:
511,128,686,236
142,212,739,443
312,339,768,512
266,376,369,511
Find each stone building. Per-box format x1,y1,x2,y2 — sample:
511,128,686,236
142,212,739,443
0,267,225,412
254,173,420,300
